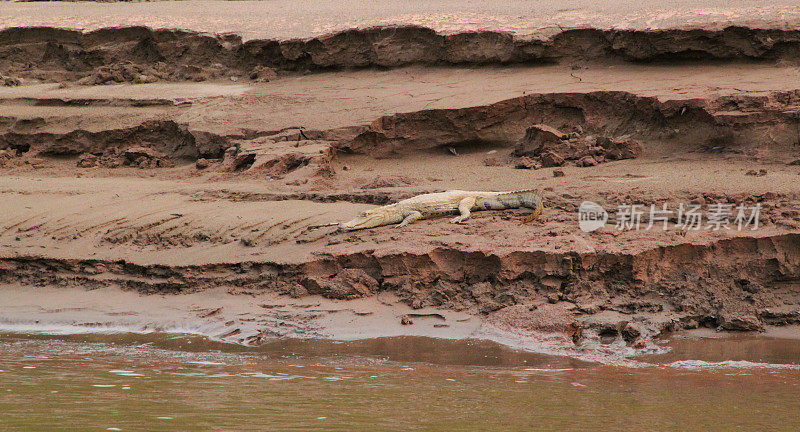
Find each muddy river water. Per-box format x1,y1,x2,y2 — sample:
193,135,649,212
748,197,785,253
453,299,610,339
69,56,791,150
1,332,799,431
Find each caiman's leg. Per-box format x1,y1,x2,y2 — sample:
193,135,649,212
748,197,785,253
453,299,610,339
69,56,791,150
450,197,476,224
396,211,423,228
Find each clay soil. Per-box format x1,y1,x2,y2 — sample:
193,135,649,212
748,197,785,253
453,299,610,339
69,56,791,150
1,25,800,363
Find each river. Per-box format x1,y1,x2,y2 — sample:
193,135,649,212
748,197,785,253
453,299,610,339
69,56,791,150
2,332,799,431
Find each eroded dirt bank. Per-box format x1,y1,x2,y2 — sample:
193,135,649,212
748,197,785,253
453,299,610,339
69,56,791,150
2,25,800,362
3,25,800,84
2,89,799,174
2,233,800,332
346,90,800,158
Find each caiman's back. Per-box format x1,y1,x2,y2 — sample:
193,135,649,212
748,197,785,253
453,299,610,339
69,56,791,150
397,189,541,214
396,190,473,216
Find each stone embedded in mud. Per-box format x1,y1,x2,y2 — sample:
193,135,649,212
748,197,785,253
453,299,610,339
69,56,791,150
1,75,21,87
488,303,579,337
76,153,98,168
576,155,598,167
619,322,643,343
483,156,502,167
287,284,308,299
301,268,379,300
718,313,764,332
259,152,311,177
540,150,565,167
78,63,162,86
514,124,642,168
75,145,172,169
195,158,210,169
595,136,642,161
0,149,17,167
745,169,768,177
513,156,540,170
249,65,277,82
521,124,568,147
120,146,171,168
228,153,255,171
468,282,507,314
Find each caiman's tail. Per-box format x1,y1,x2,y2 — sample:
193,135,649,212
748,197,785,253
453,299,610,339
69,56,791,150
496,189,544,223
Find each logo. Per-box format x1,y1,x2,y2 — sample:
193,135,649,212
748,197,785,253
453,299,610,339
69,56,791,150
578,201,608,232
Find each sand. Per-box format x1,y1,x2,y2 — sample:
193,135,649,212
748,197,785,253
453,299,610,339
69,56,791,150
1,18,800,361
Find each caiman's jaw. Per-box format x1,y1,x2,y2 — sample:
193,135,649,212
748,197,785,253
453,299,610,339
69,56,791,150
339,209,389,231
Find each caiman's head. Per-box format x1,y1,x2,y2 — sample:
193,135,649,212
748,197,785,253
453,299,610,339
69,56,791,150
339,206,400,231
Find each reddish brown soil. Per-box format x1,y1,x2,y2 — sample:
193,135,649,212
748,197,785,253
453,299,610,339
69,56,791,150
1,25,800,360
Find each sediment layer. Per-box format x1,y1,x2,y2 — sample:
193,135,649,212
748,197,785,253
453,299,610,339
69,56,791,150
2,25,800,83
2,233,799,336
347,91,800,157
3,90,799,164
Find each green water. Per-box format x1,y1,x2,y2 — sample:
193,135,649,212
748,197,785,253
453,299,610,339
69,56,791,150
1,333,799,431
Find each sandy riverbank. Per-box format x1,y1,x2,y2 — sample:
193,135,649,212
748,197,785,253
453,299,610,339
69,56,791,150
1,21,800,361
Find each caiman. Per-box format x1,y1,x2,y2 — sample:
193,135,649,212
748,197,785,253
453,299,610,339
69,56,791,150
339,189,544,231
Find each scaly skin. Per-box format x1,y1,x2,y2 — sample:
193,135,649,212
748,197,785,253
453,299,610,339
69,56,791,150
339,189,543,231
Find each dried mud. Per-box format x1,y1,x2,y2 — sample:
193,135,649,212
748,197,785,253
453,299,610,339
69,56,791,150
2,25,800,84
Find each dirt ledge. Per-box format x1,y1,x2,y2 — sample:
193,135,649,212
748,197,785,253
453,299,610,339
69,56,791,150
2,25,800,84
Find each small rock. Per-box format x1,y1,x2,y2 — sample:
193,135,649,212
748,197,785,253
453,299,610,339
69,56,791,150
249,66,278,82
288,284,308,299
0,149,16,166
745,169,767,177
788,159,800,166
223,146,239,160
400,315,413,325
540,151,565,167
552,169,565,177
718,313,764,331
231,153,255,171
514,156,540,170
483,156,502,167
76,153,98,168
576,155,598,167
195,158,210,170
1,75,21,87
620,322,643,343
690,195,706,205
567,322,583,345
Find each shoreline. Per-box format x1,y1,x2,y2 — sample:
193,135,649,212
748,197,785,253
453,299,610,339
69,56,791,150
3,283,800,367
